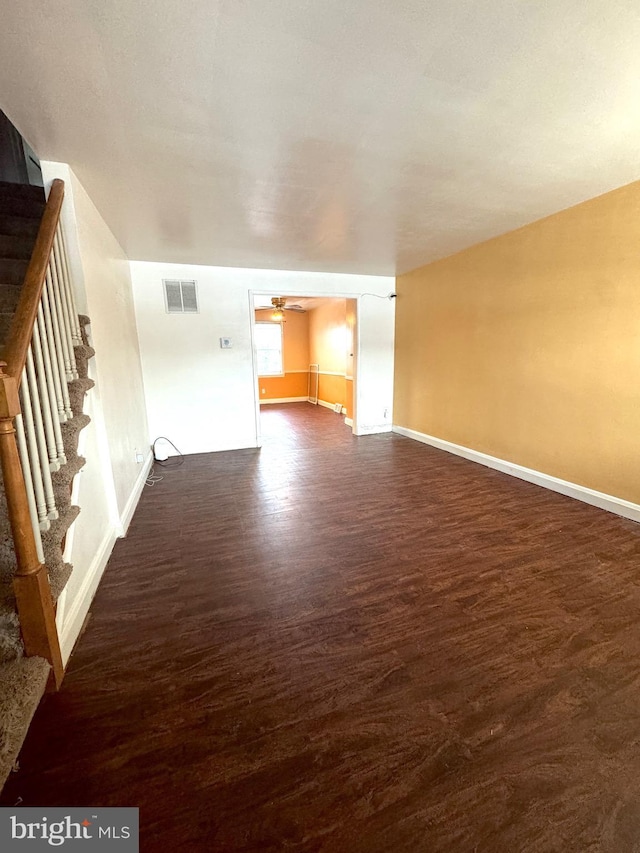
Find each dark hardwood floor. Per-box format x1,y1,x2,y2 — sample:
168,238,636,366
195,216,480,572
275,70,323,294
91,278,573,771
3,402,640,851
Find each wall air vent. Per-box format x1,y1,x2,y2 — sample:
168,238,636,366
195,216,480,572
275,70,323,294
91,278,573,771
163,279,199,314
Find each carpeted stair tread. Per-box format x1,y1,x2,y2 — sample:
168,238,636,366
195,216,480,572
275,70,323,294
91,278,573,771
73,343,95,380
69,374,95,392
0,194,45,220
0,234,35,260
52,454,86,484
40,506,80,597
0,656,50,790
78,315,91,346
61,411,91,434
0,601,21,665
67,381,94,417
41,505,80,549
0,283,22,314
0,214,40,239
74,341,95,359
0,181,46,202
49,562,73,603
0,259,28,287
51,455,86,511
0,311,14,343
0,471,16,587
61,414,91,459
0,542,15,581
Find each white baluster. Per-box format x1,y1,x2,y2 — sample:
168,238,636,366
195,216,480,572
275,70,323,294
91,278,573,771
14,413,46,562
48,243,75,381
52,232,79,376
36,304,66,466
19,367,50,532
30,309,61,473
55,226,82,345
25,345,58,521
43,270,73,420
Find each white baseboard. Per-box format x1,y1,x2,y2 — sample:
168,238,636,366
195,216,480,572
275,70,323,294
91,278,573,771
59,524,118,665
260,396,308,404
117,450,154,536
317,399,347,414
393,425,640,523
345,417,353,427
318,399,349,415
55,587,67,635
354,424,392,435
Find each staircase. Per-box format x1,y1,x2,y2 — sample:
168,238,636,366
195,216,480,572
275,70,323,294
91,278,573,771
0,179,94,789
0,183,43,343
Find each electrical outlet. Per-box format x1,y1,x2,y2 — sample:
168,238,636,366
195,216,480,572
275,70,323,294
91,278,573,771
135,450,144,464
383,407,389,419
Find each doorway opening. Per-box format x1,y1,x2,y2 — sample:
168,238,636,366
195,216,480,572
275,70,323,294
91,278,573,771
250,294,357,444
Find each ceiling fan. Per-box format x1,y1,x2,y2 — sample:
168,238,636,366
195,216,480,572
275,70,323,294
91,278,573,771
270,297,306,320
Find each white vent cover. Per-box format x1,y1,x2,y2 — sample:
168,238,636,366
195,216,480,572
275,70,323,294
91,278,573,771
163,279,199,313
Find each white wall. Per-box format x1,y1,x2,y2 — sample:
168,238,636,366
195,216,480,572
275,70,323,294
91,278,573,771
130,263,395,452
41,162,151,663
67,169,150,518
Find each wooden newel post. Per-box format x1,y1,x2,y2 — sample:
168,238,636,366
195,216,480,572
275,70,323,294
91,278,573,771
0,365,63,689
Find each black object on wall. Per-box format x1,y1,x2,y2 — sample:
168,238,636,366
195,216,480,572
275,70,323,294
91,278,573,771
0,109,43,187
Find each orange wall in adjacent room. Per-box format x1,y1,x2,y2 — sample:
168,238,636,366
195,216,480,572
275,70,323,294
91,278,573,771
309,300,347,374
309,300,349,412
317,373,346,410
256,308,309,402
255,300,356,416
345,378,354,420
258,372,309,399
393,181,640,504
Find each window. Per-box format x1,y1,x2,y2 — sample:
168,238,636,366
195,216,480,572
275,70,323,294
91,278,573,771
255,322,283,376
163,279,199,313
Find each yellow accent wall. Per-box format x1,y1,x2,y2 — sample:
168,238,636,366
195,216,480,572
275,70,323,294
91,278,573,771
394,181,640,504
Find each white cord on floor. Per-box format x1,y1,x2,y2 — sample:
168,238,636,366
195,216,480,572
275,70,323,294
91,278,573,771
145,466,164,487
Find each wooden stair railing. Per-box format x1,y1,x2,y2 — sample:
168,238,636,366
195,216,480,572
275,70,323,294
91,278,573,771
0,179,72,689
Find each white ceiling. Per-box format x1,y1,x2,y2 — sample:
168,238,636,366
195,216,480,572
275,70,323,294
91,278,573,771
2,1,640,276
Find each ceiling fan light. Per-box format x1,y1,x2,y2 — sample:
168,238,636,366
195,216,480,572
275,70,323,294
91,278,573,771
270,296,286,321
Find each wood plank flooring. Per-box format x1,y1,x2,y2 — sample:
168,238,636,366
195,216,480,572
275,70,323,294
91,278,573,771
3,402,640,852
